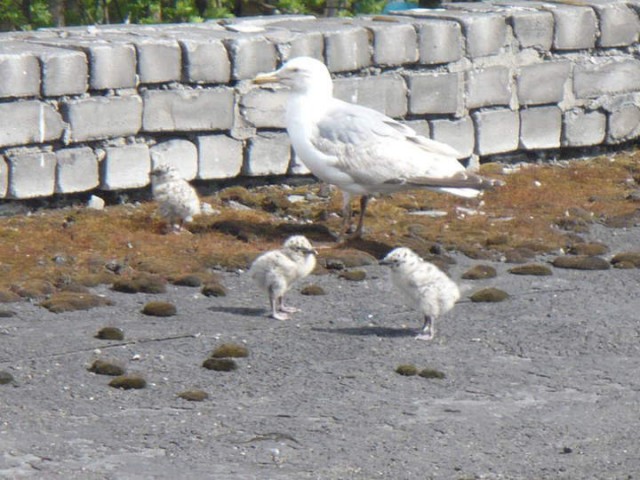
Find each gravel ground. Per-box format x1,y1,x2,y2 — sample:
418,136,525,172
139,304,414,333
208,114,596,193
1,223,639,480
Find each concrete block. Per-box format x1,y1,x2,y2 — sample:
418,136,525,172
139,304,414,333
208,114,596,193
240,88,288,129
362,21,418,66
0,101,65,148
473,109,520,156
0,45,40,98
179,36,231,84
277,31,324,62
246,132,291,176
100,144,151,190
334,74,408,118
0,156,7,198
547,5,597,50
457,12,509,58
430,117,475,158
289,151,311,176
517,62,570,106
55,147,99,193
87,42,137,90
508,9,554,51
225,36,277,80
37,46,88,97
134,37,182,84
592,3,640,47
416,20,463,65
197,134,244,179
562,110,606,147
150,139,198,180
466,67,511,110
520,106,562,150
142,88,234,132
607,104,640,143
6,150,56,199
324,24,372,72
404,120,431,138
405,72,461,115
63,95,142,142
574,59,640,99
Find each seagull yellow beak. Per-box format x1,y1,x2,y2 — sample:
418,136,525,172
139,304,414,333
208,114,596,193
253,71,279,85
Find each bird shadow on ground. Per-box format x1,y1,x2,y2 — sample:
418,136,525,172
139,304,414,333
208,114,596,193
312,326,416,338
207,306,265,317
192,219,336,243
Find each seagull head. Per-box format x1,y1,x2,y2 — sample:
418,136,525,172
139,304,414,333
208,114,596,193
283,235,318,256
380,247,420,269
253,57,333,96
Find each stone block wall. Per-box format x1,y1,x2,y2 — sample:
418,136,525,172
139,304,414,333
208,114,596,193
1,2,640,199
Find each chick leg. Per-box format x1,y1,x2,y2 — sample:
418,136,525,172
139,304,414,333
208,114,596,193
351,195,369,239
277,296,300,314
338,191,353,241
269,289,290,320
415,315,434,341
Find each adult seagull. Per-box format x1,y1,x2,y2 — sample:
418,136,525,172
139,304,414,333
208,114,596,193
253,57,501,239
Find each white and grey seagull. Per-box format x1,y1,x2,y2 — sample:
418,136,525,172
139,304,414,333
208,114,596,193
253,56,502,240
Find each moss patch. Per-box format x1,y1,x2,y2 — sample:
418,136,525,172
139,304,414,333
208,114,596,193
95,326,125,341
202,358,238,372
301,284,326,296
40,292,113,313
210,343,249,358
112,273,167,294
611,251,640,268
552,255,610,271
89,359,126,376
567,242,609,256
0,371,14,384
395,364,418,376
418,368,446,379
509,264,553,276
461,264,497,280
470,287,509,303
0,289,21,303
109,374,147,390
142,301,177,317
201,281,227,297
338,270,367,281
178,389,209,401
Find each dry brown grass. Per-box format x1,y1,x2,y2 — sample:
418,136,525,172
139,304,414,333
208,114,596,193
0,151,639,290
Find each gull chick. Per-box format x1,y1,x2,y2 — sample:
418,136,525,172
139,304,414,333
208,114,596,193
254,57,502,240
380,247,460,340
249,235,317,320
150,164,201,233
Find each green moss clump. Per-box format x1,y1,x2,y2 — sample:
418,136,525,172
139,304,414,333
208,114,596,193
552,255,610,271
461,264,497,280
611,251,640,268
89,359,126,376
418,368,446,379
0,371,15,385
40,292,114,313
109,374,147,390
469,288,509,303
395,364,418,376
10,280,56,300
0,289,21,303
202,358,238,372
508,264,553,276
201,282,227,297
95,326,125,341
320,250,377,268
210,343,249,358
338,270,367,281
0,310,16,318
178,389,209,402
568,242,608,256
300,284,326,296
172,274,203,287
112,273,167,294
141,301,177,317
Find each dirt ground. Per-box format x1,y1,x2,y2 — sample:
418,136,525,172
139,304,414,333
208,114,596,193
1,217,639,480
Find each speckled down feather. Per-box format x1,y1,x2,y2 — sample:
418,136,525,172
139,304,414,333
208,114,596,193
150,165,201,229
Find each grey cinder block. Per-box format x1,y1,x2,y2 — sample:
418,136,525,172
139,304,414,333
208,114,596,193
517,62,571,106
457,12,508,58
63,95,142,142
6,150,56,199
0,101,65,148
150,139,198,180
134,37,182,84
334,74,408,118
405,72,461,115
508,9,554,51
0,45,41,98
197,134,243,179
179,36,231,84
520,106,562,150
324,24,372,72
547,5,597,50
37,46,88,97
574,59,640,99
246,132,291,176
289,151,311,176
592,2,640,48
225,36,277,80
100,144,151,190
362,20,418,66
473,109,520,156
142,88,234,132
607,104,640,143
562,110,606,147
55,146,99,194
466,67,511,110
430,117,475,158
240,87,288,129
416,20,463,65
279,31,324,62
0,156,7,198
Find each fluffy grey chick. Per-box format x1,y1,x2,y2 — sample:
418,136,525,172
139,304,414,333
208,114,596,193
249,235,317,320
380,247,460,340
150,164,201,233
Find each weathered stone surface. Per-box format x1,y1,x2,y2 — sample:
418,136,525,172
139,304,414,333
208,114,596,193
0,101,65,148
100,144,151,190
520,106,562,150
197,134,244,180
466,66,511,109
574,59,640,99
517,62,571,106
0,156,7,198
473,109,520,156
6,150,56,199
142,89,234,132
547,5,598,50
150,139,198,180
362,20,418,66
241,88,288,129
509,9,554,51
430,117,475,158
334,74,408,118
416,19,464,65
134,37,182,84
607,104,640,143
179,36,231,84
225,36,277,80
0,44,41,98
592,2,640,48
55,147,99,194
63,96,142,142
406,72,461,115
563,110,606,147
246,132,290,176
